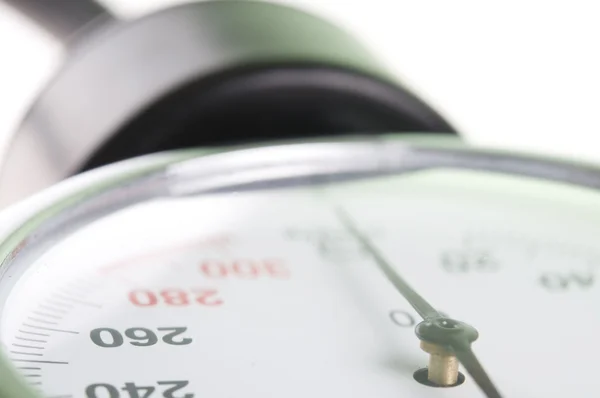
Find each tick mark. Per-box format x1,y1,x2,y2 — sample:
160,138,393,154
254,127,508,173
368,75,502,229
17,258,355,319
38,304,68,314
10,351,43,357
10,359,68,365
18,330,50,337
45,300,74,309
31,311,62,320
12,344,44,350
52,294,102,308
16,337,47,343
22,324,78,334
27,317,59,325
60,285,90,296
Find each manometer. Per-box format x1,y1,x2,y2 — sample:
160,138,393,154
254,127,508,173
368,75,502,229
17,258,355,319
2,135,600,398
1,1,598,398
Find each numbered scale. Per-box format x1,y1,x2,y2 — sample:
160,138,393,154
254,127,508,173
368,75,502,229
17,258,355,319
1,134,600,398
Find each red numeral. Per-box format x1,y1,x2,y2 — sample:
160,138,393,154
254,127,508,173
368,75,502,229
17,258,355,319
160,289,189,306
231,260,259,279
129,290,158,307
199,259,289,279
264,259,291,279
128,289,222,307
199,261,228,278
192,289,224,306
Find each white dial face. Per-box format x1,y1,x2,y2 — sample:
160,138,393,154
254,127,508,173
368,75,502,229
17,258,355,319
2,169,600,398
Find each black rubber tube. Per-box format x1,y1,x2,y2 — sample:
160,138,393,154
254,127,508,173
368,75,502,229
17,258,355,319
2,0,115,42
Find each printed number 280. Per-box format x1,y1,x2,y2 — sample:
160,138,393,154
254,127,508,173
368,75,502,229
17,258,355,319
128,289,222,307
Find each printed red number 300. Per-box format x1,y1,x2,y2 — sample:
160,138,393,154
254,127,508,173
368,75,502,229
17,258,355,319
199,258,290,279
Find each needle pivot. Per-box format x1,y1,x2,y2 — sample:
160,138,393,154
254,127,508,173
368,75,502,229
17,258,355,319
416,318,479,386
420,340,459,386
415,317,479,347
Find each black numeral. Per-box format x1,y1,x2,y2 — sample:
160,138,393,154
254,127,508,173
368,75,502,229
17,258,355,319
285,228,379,261
122,383,155,398
90,328,124,348
441,249,498,273
158,327,193,345
125,328,159,347
86,383,120,398
86,381,192,398
389,310,416,327
90,327,192,348
158,381,193,398
540,272,594,291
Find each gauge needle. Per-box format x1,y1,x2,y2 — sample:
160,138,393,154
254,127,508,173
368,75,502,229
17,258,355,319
336,208,502,398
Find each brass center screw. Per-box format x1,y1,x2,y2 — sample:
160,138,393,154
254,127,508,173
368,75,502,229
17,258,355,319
420,340,459,386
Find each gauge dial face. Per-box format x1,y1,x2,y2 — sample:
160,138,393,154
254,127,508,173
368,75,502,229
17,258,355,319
2,169,600,397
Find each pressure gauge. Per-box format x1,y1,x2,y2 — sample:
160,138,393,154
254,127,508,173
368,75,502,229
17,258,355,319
1,135,600,398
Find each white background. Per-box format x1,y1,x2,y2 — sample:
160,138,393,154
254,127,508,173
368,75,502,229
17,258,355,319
0,0,599,163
